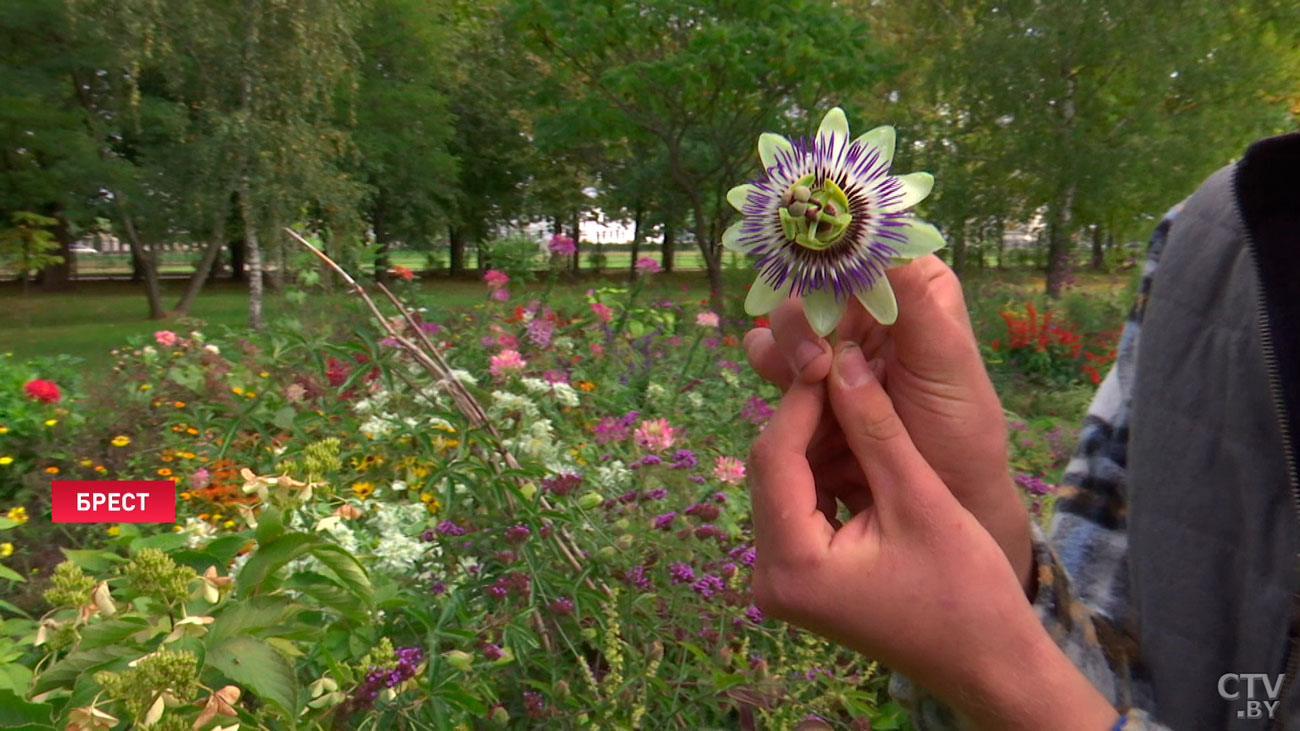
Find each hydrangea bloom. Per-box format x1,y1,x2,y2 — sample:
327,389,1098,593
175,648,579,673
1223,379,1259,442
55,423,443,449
726,107,945,333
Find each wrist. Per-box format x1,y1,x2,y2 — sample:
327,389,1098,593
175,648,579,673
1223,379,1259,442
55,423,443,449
963,628,1118,731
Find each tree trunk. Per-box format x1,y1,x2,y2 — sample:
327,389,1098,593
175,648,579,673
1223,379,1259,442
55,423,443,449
40,213,74,292
628,204,643,282
448,225,465,276
1044,182,1077,298
174,203,228,315
1090,224,1104,270
687,201,723,314
229,238,246,280
995,218,1006,270
239,181,264,331
373,196,390,284
950,221,968,277
120,210,165,319
570,211,580,273
662,220,675,273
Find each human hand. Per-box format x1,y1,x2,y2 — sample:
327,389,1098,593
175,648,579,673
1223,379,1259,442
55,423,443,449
743,256,1032,590
748,344,1116,730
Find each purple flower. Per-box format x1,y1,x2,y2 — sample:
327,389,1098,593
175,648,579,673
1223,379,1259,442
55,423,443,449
694,524,727,541
542,471,583,496
652,511,677,531
688,475,706,483
526,318,554,348
592,416,628,443
741,395,775,425
481,643,504,661
712,492,728,504
684,502,720,521
1014,474,1055,496
670,449,697,469
504,524,531,544
542,369,569,384
419,321,442,335
642,487,668,500
692,574,725,599
668,562,696,584
623,564,653,590
631,454,662,468
635,257,662,274
430,580,446,595
486,583,509,599
437,520,467,536
421,529,436,542
548,596,574,616
549,233,576,256
523,689,546,717
745,605,764,623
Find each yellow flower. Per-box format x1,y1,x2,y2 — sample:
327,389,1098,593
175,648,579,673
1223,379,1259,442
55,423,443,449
186,428,199,435
259,371,270,378
426,499,442,515
79,459,93,467
576,380,596,392
94,465,107,474
0,425,8,434
157,468,173,477
180,452,195,459
0,542,12,557
138,383,151,391
180,492,192,500
223,520,236,529
107,525,120,536
351,482,375,500
0,457,12,466
111,435,131,447
7,506,29,524
432,424,457,434
161,455,174,462
173,401,186,408
44,419,58,427
44,466,60,475
231,387,244,396
244,391,256,399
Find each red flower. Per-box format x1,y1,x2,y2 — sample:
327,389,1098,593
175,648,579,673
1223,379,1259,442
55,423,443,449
389,265,415,281
23,379,61,404
753,316,770,328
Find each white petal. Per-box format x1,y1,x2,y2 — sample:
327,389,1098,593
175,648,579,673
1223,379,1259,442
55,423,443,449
883,172,934,212
801,288,847,337
818,107,850,142
727,184,756,212
889,219,946,259
856,125,896,169
744,276,791,316
855,278,899,326
758,133,794,171
721,222,746,253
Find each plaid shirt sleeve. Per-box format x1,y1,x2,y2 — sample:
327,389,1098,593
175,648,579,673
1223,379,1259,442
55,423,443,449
890,208,1183,730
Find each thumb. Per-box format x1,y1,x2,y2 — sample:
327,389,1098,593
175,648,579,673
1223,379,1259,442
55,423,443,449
827,342,955,530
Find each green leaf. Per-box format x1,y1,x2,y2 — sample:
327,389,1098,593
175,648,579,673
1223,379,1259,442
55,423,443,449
59,549,124,573
207,636,299,715
0,663,33,693
130,531,188,553
308,544,372,606
33,646,137,694
236,532,319,596
282,573,366,623
0,564,25,583
78,617,154,651
207,596,296,645
272,406,297,430
256,506,285,545
203,534,253,563
0,690,51,730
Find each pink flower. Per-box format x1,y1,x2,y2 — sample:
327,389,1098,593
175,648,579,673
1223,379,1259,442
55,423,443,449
189,468,211,490
496,333,518,349
713,456,746,484
634,418,676,452
23,379,60,404
490,350,527,377
635,257,662,274
154,330,178,347
590,343,604,357
490,288,510,302
548,233,576,256
590,302,613,323
695,311,720,328
483,269,510,289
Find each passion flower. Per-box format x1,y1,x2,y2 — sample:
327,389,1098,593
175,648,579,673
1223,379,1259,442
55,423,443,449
725,107,945,333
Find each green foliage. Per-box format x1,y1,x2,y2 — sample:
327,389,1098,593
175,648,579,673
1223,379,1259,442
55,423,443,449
0,213,63,278
478,234,543,281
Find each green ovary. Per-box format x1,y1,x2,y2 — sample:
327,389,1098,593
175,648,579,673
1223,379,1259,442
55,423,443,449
778,174,852,251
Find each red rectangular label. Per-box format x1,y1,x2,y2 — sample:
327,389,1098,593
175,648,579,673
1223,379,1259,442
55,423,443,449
51,481,177,523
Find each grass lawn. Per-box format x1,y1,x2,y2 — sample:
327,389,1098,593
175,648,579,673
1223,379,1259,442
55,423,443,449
0,270,730,364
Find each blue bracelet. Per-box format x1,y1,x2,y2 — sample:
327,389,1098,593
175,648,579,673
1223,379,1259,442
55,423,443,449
1110,717,1127,731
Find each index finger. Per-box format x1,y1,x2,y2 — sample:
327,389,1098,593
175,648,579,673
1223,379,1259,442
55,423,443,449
748,380,835,560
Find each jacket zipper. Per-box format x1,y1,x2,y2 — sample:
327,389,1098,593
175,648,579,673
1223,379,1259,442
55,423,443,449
1246,220,1300,730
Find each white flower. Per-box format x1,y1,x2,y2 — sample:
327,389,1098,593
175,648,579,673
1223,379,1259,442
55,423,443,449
204,344,220,355
720,369,741,388
686,392,706,410
595,460,632,491
390,480,408,492
552,382,580,408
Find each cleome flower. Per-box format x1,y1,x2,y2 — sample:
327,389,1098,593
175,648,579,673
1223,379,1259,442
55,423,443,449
725,107,946,333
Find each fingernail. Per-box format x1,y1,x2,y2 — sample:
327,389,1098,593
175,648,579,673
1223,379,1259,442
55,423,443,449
835,344,872,389
793,340,824,374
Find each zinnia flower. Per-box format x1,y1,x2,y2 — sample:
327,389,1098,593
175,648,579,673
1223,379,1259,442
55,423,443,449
489,349,526,377
548,233,577,256
22,379,60,404
590,302,613,323
725,107,945,333
634,257,662,274
713,456,746,484
633,418,676,452
153,330,178,347
483,269,510,289
695,311,720,328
